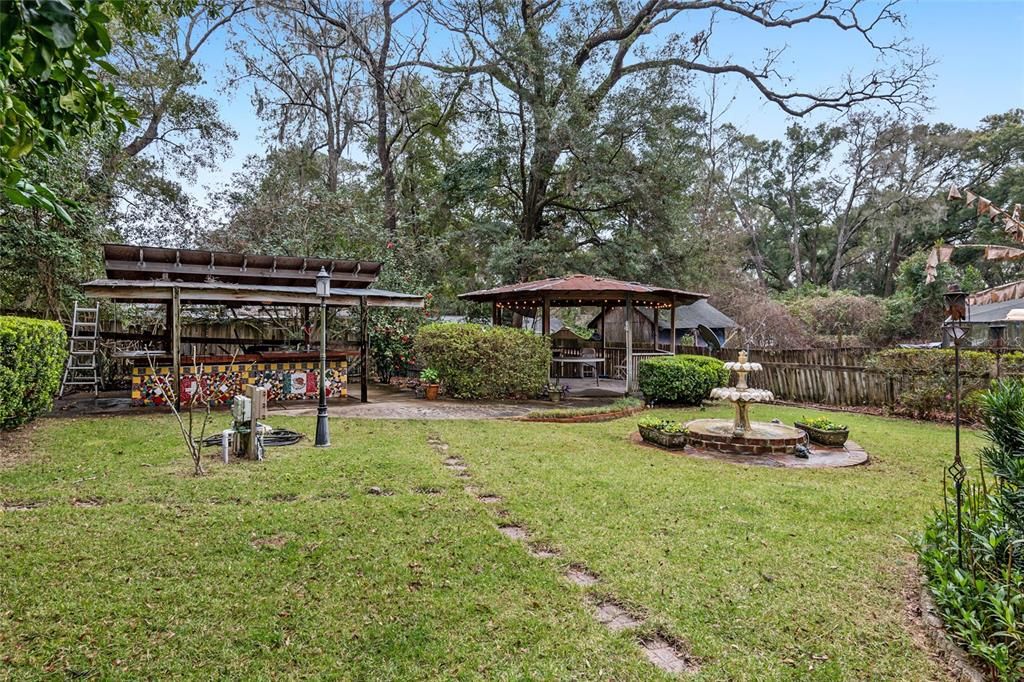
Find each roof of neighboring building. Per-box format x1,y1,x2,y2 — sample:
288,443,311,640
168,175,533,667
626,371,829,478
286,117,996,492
459,274,706,305
587,299,736,330
659,299,737,330
965,297,1024,323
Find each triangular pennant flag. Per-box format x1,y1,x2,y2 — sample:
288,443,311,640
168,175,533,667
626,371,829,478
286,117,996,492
1014,204,1022,221
1005,217,1017,232
965,190,977,207
989,205,1003,220
978,197,991,215
948,185,962,200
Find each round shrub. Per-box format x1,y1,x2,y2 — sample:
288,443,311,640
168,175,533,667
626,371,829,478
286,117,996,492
638,354,729,405
413,323,550,400
0,315,68,429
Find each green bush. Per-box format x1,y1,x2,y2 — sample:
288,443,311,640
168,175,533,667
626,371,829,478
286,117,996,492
413,323,550,399
917,380,1024,680
0,315,67,430
637,354,728,405
867,348,994,420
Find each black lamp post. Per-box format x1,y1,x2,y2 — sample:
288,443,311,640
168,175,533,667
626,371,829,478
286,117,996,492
943,283,969,567
990,323,1006,380
315,266,331,447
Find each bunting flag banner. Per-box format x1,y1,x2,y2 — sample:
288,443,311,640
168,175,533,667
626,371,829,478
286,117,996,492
978,197,992,215
1014,204,1022,221
989,205,1003,220
964,190,978,207
948,185,962,200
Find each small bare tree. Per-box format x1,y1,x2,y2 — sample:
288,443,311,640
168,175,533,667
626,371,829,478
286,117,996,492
148,352,221,476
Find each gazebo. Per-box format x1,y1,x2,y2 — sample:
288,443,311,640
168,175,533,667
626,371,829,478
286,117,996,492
459,274,707,393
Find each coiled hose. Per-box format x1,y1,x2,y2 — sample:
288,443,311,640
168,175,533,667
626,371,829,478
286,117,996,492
200,428,304,448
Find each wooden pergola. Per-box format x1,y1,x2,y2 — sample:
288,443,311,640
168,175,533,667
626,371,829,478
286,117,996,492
459,274,707,392
82,244,423,405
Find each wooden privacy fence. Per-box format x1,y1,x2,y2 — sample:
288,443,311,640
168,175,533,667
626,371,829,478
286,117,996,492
673,346,981,408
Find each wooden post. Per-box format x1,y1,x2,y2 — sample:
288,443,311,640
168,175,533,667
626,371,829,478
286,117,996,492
601,305,607,364
492,302,500,326
171,286,181,410
542,296,551,336
625,294,634,394
359,297,369,403
244,384,267,458
669,296,677,355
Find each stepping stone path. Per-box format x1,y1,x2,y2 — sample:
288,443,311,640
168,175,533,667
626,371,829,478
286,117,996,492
498,525,529,541
426,433,699,676
592,601,642,631
565,566,600,587
641,637,697,674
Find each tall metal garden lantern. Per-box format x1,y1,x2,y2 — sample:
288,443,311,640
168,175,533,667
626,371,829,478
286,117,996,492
943,283,970,566
315,266,331,447
990,323,1006,380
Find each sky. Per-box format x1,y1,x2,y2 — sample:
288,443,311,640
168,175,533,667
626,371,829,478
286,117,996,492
186,0,1024,205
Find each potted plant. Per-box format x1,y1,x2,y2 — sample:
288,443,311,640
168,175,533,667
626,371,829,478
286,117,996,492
794,416,849,447
420,368,440,400
546,382,564,402
637,416,689,449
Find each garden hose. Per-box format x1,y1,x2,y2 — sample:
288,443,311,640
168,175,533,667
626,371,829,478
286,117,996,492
200,428,304,448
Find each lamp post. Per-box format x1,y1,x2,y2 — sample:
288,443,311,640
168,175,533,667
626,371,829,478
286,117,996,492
943,283,969,567
990,323,1006,380
315,266,331,447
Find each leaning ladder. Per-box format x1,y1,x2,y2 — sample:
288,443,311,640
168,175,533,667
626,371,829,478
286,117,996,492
59,302,100,397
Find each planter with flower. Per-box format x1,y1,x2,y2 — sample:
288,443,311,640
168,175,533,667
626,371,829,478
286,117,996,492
637,416,689,449
794,416,849,447
420,368,440,400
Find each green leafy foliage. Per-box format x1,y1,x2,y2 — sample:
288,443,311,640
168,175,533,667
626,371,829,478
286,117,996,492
799,416,848,432
867,348,994,420
419,368,439,384
637,415,687,433
917,380,1024,680
413,323,550,400
637,354,729,405
1,0,133,217
0,315,67,429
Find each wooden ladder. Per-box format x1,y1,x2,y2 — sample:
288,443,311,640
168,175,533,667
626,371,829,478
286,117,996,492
59,302,100,397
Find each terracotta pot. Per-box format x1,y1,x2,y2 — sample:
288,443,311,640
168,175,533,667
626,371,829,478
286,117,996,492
424,384,439,400
794,422,848,447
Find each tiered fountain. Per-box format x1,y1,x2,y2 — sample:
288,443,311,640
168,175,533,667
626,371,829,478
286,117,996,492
685,351,808,455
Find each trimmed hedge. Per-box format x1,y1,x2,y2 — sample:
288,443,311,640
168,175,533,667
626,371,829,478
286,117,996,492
638,354,729,405
413,323,550,400
0,315,68,430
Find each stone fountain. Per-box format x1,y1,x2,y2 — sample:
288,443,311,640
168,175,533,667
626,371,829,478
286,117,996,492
686,351,808,455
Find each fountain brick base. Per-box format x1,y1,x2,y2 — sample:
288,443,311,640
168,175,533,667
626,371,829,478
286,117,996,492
685,419,808,455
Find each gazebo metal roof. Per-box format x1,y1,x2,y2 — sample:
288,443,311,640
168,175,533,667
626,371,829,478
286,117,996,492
459,274,707,307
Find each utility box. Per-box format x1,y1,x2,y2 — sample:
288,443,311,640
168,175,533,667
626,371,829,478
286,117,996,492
247,385,268,419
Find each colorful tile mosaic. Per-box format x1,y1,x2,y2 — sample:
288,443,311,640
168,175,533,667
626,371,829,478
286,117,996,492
131,359,348,406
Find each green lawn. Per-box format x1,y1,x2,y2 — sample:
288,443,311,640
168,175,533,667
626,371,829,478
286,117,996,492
1,405,977,680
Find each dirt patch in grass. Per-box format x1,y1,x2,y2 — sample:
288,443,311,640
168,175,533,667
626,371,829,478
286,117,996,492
1,500,46,511
251,534,289,549
0,422,44,471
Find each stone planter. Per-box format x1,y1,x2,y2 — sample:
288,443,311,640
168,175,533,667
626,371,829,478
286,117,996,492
794,422,849,447
424,384,439,401
638,425,688,449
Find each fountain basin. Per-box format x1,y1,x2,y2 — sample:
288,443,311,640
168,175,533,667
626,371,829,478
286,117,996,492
685,418,808,455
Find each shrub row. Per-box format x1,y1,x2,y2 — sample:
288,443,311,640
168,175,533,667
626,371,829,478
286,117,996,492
0,315,67,430
637,354,729,405
867,348,997,420
413,323,550,399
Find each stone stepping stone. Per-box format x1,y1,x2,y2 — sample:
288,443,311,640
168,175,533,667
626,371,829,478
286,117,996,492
477,494,502,504
367,486,394,496
414,487,443,496
593,601,642,631
498,525,528,541
1,500,44,511
565,566,599,586
528,544,560,559
640,636,697,674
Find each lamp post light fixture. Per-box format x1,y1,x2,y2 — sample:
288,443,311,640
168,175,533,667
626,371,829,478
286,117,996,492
315,266,331,448
943,283,970,567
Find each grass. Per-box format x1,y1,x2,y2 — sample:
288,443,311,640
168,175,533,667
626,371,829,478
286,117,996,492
0,404,979,680
523,396,643,420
